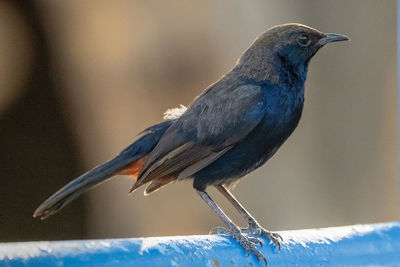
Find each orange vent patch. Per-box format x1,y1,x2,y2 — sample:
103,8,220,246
116,156,149,179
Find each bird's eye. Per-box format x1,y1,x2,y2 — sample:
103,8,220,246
297,34,310,46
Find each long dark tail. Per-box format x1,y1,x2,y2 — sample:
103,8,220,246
33,120,174,220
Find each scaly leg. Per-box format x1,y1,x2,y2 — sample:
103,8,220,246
216,184,282,249
196,189,267,264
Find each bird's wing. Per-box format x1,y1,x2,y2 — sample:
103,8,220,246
133,83,266,188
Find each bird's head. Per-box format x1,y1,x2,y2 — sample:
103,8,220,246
266,23,349,66
237,23,349,83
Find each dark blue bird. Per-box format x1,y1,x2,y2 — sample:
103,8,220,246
34,23,349,263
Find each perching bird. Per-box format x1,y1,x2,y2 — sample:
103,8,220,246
34,23,349,263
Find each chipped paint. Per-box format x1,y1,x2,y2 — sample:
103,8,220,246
213,257,220,267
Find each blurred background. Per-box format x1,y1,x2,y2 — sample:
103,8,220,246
0,0,398,242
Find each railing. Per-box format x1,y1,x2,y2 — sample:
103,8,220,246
1,222,400,266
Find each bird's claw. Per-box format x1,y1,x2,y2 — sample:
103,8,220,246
209,226,267,264
241,225,282,250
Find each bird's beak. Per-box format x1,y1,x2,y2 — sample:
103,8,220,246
317,33,350,46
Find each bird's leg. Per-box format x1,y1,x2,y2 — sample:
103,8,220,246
196,189,267,264
216,185,282,249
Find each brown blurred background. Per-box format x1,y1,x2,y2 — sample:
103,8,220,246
0,0,398,242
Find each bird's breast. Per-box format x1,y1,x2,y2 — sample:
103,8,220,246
261,87,304,142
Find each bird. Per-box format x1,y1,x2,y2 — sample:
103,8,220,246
34,23,349,264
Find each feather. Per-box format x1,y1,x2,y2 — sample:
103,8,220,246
163,105,187,120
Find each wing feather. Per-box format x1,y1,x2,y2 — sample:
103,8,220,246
135,83,266,186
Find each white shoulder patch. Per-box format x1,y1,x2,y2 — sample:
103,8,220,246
163,104,187,120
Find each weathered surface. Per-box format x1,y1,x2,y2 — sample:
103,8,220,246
1,222,400,266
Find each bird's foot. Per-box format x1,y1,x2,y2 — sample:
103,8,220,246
241,224,282,250
210,226,267,264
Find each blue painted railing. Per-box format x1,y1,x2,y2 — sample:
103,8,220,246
1,222,400,266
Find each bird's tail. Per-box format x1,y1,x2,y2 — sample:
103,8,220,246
33,120,174,220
